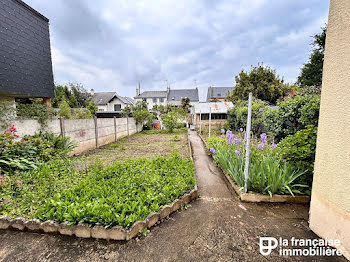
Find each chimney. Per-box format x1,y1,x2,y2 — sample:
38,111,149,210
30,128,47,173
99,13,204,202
167,86,170,93
136,88,139,96
90,89,95,96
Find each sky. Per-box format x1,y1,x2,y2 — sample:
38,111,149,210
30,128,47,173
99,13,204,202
25,0,329,101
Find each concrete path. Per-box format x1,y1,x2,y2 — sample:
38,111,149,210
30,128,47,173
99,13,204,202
0,131,345,262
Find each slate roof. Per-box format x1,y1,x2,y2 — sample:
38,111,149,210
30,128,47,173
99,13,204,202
93,92,134,105
207,87,234,101
167,88,199,102
135,91,167,99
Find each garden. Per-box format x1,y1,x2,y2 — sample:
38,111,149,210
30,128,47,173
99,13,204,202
204,65,321,197
0,125,195,230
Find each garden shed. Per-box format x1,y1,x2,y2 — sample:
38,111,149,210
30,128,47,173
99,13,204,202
192,102,233,127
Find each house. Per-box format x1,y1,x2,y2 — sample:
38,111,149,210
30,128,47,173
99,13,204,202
134,88,167,110
0,0,54,109
309,0,350,259
206,87,234,102
134,87,199,110
167,88,199,107
93,92,134,112
192,102,233,127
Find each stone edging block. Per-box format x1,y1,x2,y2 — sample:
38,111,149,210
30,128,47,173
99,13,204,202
0,186,199,241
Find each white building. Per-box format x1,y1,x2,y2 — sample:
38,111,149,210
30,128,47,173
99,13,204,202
93,92,134,112
134,87,199,110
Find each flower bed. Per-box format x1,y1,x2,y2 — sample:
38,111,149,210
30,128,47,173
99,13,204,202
0,154,196,231
204,129,309,200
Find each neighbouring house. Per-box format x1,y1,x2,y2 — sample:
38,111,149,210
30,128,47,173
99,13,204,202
309,0,350,259
206,87,234,102
0,0,54,110
167,88,199,107
93,92,135,112
134,87,199,110
192,102,233,127
134,88,167,110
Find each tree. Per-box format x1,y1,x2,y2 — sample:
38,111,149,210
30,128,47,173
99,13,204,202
297,25,327,88
161,110,185,132
122,106,131,117
133,100,148,112
69,83,93,107
58,99,72,119
227,64,292,105
133,110,153,125
87,101,98,116
181,97,191,112
52,85,77,108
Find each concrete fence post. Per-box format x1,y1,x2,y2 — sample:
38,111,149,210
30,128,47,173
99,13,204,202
114,116,117,142
94,116,98,148
59,117,65,138
127,117,130,136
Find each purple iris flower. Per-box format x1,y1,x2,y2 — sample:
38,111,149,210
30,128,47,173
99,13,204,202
257,142,265,150
221,128,225,134
233,137,241,145
260,133,268,143
235,150,240,156
239,128,244,132
221,135,224,139
270,143,277,150
210,148,216,154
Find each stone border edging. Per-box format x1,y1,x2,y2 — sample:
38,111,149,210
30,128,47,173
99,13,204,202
198,132,310,204
0,131,199,240
0,187,198,240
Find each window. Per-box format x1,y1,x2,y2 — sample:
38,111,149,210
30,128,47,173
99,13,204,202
114,104,121,111
200,113,227,120
160,97,164,102
98,109,105,112
153,98,157,103
142,98,146,102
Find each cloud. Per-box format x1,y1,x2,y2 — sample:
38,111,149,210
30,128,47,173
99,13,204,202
25,0,329,100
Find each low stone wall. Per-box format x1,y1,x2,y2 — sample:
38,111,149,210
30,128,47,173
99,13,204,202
198,133,310,204
6,117,142,155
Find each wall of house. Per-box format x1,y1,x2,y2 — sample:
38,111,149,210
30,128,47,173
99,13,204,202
0,96,16,120
97,97,130,112
309,0,350,259
8,118,142,155
134,97,166,110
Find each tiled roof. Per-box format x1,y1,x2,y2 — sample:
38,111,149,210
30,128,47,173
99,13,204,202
167,88,199,102
93,92,116,105
207,87,234,101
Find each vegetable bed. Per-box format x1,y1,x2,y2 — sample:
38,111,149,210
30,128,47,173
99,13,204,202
0,155,195,229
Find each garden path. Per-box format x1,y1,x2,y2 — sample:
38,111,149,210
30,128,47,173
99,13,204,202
0,131,345,262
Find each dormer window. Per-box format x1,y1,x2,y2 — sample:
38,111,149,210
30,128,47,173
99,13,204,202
217,93,221,97
172,97,175,100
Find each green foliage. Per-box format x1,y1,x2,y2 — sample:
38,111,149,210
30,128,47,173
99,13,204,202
227,99,268,135
58,99,72,119
227,64,293,104
72,108,93,119
181,97,191,112
133,101,148,112
297,26,326,88
0,100,16,130
207,135,308,196
87,101,98,116
122,106,131,117
277,125,317,190
0,127,76,174
0,155,195,229
69,83,92,107
263,95,320,141
133,110,153,125
161,110,185,133
16,100,49,128
52,83,92,108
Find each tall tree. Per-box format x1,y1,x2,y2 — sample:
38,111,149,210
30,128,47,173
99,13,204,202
69,83,92,107
227,64,292,105
297,25,327,88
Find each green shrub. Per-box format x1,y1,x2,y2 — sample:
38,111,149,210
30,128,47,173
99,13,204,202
0,155,195,229
263,95,320,141
58,99,72,119
0,126,76,174
16,102,49,128
161,110,185,132
277,125,317,190
227,99,268,135
72,108,93,119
